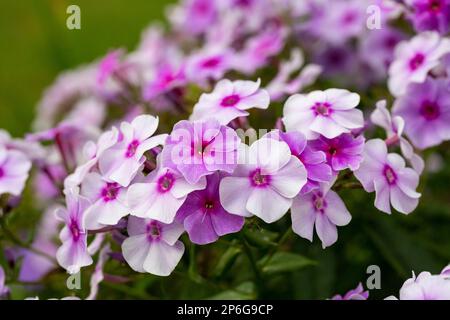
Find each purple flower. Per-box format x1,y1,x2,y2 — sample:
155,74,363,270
264,130,332,194
372,100,424,173
283,89,363,139
354,139,421,215
0,266,9,298
291,182,352,249
386,268,450,300
143,62,186,101
190,79,270,125
127,165,206,224
406,0,450,34
80,172,129,229
388,32,450,96
220,137,307,223
99,115,167,187
309,133,365,172
331,283,369,300
121,217,185,276
185,47,233,87
55,191,93,274
177,173,244,245
392,77,450,149
0,147,32,196
161,119,239,184
169,0,219,35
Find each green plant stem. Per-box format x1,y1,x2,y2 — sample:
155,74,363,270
0,219,57,264
262,228,293,269
239,233,263,296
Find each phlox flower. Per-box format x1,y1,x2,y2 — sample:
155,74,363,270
185,47,233,87
282,89,363,139
121,216,185,276
127,164,206,224
331,283,369,300
99,115,167,187
169,0,219,36
291,181,352,249
0,147,32,196
190,79,270,125
161,119,239,184
392,77,450,150
309,133,365,172
80,172,129,229
176,173,244,245
65,127,119,189
388,32,450,96
371,100,424,174
264,130,332,194
266,49,322,101
142,62,185,101
86,244,110,300
55,191,93,274
219,137,307,223
354,139,421,215
386,266,450,300
406,0,450,34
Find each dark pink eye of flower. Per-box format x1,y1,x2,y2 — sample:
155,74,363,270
312,192,327,213
221,94,240,107
250,169,270,187
204,200,215,210
314,102,332,116
235,0,252,7
383,165,397,185
0,167,4,179
409,53,425,71
126,140,140,158
101,183,120,202
201,57,221,69
342,11,357,24
70,220,81,241
147,222,162,241
420,100,441,120
157,173,175,193
428,0,444,12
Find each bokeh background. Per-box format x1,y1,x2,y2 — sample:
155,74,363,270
0,0,172,136
1,0,450,300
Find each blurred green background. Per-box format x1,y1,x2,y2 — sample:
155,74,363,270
0,0,172,136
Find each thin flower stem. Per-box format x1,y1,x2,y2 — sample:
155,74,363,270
239,233,263,295
262,228,293,269
0,218,57,264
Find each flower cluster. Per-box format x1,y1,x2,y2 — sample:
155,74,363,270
1,0,450,300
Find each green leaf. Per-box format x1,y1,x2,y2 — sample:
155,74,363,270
211,246,242,278
259,252,316,275
244,228,278,248
208,282,256,300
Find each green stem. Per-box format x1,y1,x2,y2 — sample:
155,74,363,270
262,228,293,269
0,219,57,264
239,234,263,296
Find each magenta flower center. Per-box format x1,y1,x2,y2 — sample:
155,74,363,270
221,94,240,107
125,139,140,158
101,183,120,202
201,57,221,69
70,219,81,242
409,53,425,71
312,192,327,213
147,222,162,241
314,102,332,116
204,200,215,210
420,100,440,120
157,172,175,193
250,169,270,187
428,0,444,12
383,165,397,185
0,167,4,179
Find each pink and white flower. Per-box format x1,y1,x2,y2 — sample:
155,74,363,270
55,191,93,274
0,266,9,298
219,137,307,223
282,89,363,140
121,217,185,276
190,79,270,125
161,119,239,184
291,181,352,249
127,164,206,224
99,115,167,187
0,147,32,196
331,283,369,300
80,172,129,229
354,139,421,215
388,31,450,96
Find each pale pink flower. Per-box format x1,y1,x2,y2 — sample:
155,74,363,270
0,147,32,196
